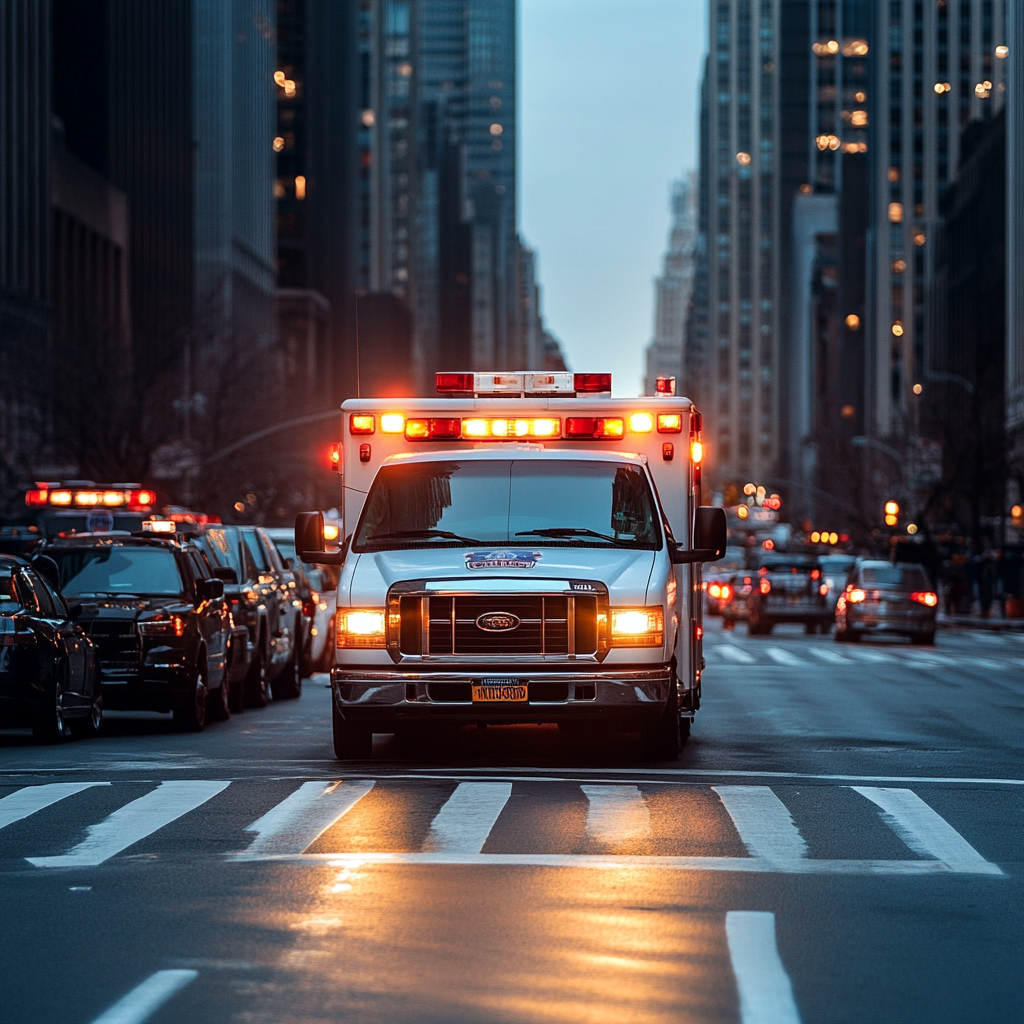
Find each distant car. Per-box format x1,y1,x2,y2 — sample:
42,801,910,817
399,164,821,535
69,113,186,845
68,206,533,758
263,527,338,674
42,534,234,730
819,554,856,615
835,559,938,644
721,571,755,630
0,554,102,742
746,554,831,635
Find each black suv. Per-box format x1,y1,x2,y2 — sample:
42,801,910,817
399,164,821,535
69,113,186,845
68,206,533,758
746,553,832,635
43,535,233,730
197,526,303,703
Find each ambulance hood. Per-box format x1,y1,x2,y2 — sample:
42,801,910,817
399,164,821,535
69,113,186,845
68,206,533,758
345,546,657,606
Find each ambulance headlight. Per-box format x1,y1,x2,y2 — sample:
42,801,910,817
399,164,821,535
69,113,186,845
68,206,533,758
610,607,664,647
336,609,387,648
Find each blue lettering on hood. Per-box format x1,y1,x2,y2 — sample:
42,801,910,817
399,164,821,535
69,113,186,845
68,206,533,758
464,549,542,570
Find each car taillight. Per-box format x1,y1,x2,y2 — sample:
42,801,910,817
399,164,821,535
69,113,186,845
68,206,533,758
910,591,938,607
709,583,721,598
847,588,867,603
721,585,731,600
760,579,771,594
819,583,829,595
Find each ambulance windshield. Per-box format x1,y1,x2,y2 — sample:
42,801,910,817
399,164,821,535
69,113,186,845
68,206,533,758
353,459,661,551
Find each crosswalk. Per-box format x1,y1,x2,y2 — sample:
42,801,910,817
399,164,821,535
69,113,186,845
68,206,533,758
704,639,1024,671
0,777,1005,877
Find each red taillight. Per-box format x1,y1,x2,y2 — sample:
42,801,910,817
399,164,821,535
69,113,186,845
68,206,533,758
436,372,474,394
329,442,341,472
693,622,703,641
721,585,731,600
573,372,612,393
760,579,771,594
565,416,624,439
709,584,721,598
847,588,866,603
910,591,938,607
655,376,676,395
25,489,48,506
811,569,820,580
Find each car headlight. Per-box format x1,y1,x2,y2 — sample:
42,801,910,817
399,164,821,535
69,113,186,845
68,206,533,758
336,608,387,648
610,607,664,647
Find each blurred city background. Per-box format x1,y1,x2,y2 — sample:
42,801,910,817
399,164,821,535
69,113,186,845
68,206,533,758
1,0,1022,613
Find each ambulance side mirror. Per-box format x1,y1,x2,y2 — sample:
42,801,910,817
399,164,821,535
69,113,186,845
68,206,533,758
671,507,728,563
295,511,346,565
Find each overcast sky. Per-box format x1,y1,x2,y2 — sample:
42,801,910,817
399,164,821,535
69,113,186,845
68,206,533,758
520,0,707,396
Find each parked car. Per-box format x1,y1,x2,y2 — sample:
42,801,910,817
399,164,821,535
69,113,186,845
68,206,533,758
835,559,938,644
237,527,304,700
0,554,102,742
41,535,233,730
263,527,338,674
746,554,831,635
721,571,756,630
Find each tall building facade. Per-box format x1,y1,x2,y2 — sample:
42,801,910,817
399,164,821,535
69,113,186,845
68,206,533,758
645,173,698,396
864,0,1007,439
703,0,784,490
193,0,277,350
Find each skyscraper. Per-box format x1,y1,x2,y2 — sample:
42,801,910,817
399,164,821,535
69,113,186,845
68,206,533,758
645,173,698,396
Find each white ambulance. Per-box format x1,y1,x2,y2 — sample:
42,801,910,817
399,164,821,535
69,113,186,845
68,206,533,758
295,371,726,760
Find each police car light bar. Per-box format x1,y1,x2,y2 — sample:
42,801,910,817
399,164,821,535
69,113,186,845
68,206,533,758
25,485,156,509
434,372,610,396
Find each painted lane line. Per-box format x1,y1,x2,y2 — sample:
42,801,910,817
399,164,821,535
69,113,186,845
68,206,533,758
763,647,807,667
808,648,855,665
0,782,108,832
714,787,808,863
715,646,756,664
90,969,198,1024
895,651,957,667
726,912,802,1024
422,782,513,853
251,851,1001,874
581,785,651,845
852,786,999,872
971,658,1004,670
27,781,229,868
242,780,374,856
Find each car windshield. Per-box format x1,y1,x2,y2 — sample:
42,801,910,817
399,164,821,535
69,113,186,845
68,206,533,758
353,459,661,552
51,547,185,598
201,528,242,575
861,564,931,588
0,569,22,613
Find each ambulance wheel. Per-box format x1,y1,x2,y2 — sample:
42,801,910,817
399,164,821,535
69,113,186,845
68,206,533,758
332,702,373,759
641,686,683,761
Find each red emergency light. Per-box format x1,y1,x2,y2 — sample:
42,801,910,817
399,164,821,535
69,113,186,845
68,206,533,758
565,417,625,439
405,418,462,441
435,373,475,394
655,376,676,395
573,373,612,394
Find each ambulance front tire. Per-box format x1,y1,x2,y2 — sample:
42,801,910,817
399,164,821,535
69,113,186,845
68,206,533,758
332,701,373,759
641,685,684,761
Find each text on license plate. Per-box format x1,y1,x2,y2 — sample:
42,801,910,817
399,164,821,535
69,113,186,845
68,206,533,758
472,679,528,702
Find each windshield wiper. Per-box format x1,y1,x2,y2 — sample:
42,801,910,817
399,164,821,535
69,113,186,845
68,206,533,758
366,529,485,545
515,528,633,547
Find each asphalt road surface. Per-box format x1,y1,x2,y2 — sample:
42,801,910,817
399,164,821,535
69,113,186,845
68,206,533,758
2,618,1022,1024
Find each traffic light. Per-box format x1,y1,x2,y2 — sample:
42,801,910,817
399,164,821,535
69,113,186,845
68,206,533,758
884,500,899,527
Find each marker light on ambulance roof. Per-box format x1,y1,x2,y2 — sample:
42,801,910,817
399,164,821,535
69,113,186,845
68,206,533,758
565,417,624,439
349,414,375,435
460,418,561,440
404,418,461,441
380,414,405,433
657,414,683,433
573,373,612,393
435,372,475,393
405,419,430,439
629,413,654,433
655,376,676,395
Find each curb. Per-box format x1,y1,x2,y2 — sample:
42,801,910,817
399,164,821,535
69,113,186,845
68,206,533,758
937,616,1024,632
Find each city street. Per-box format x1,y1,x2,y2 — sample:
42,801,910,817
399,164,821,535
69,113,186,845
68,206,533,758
1,619,1022,1024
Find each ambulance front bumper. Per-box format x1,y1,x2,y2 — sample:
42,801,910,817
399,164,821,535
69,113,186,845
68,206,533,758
331,665,679,725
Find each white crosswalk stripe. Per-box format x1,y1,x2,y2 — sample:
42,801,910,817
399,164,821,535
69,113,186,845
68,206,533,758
808,647,856,664
27,780,229,868
714,786,808,864
0,782,108,831
851,787,997,872
581,785,651,845
422,782,513,853
715,646,756,664
242,780,375,857
1,778,1004,876
763,647,807,666
726,911,802,1024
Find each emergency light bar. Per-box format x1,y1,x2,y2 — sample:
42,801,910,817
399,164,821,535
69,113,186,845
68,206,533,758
25,485,156,509
434,371,612,397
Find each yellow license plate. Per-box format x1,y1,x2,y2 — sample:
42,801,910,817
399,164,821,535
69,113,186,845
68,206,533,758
472,680,528,702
